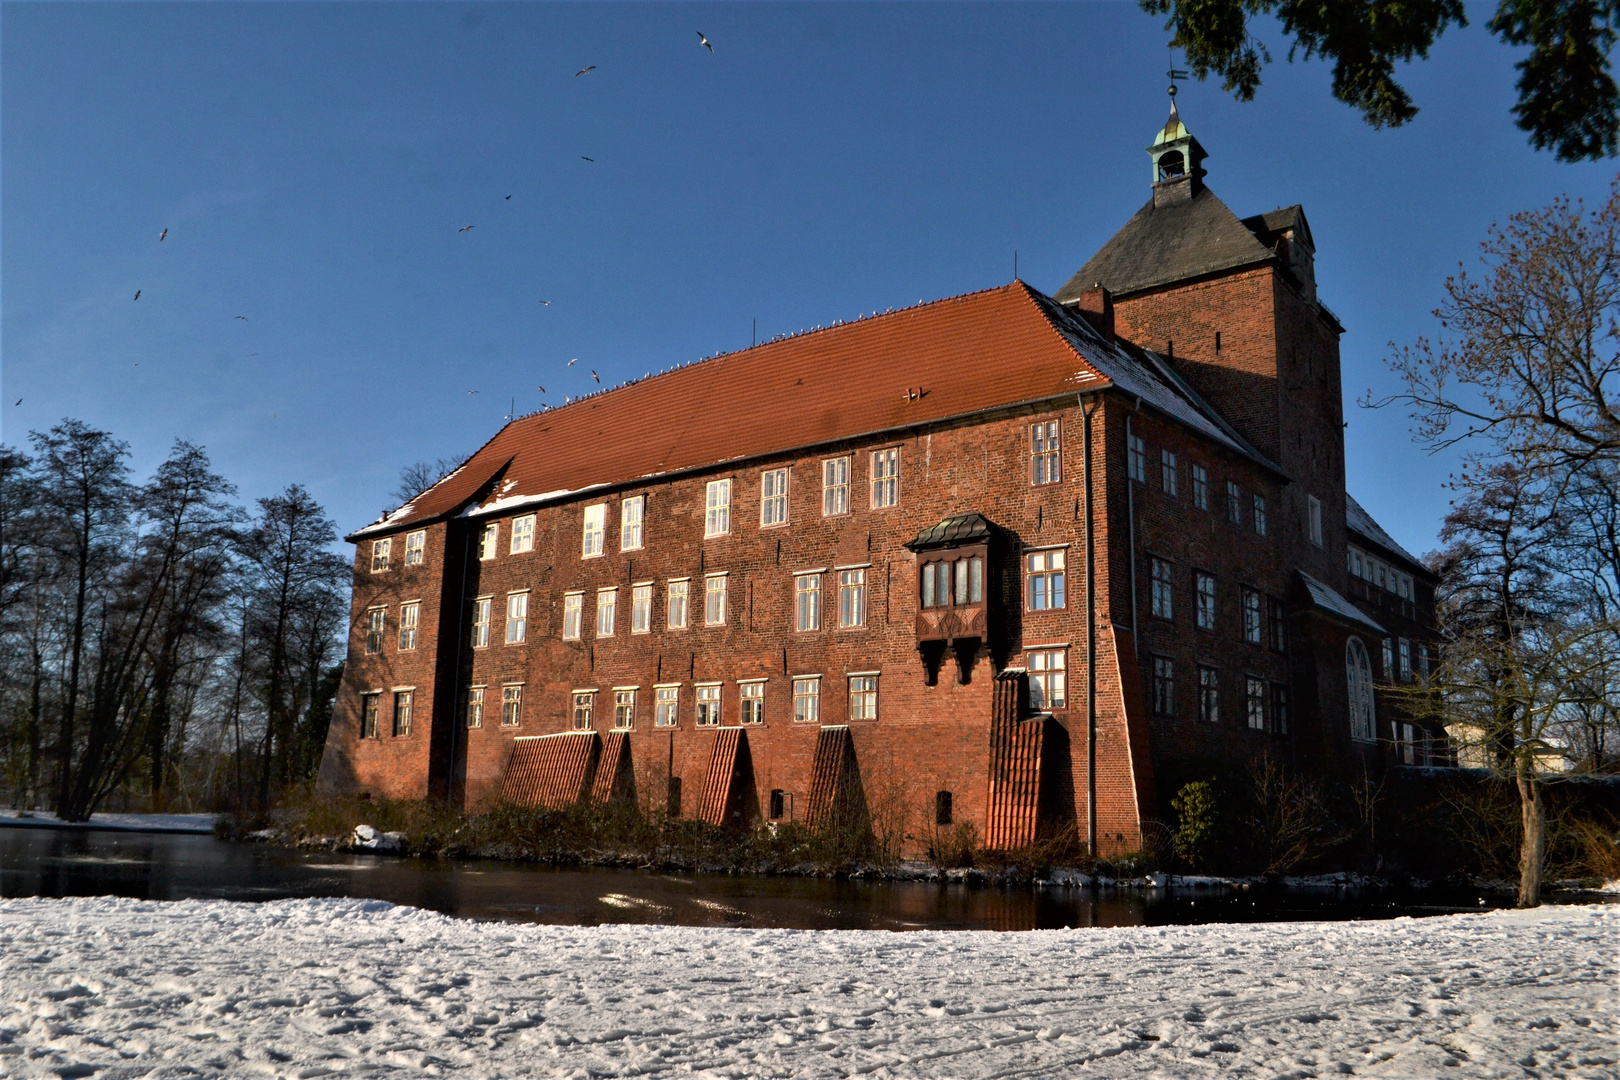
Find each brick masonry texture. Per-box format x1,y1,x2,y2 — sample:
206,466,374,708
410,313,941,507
318,189,1441,856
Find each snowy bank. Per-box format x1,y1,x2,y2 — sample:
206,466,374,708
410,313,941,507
0,810,216,834
0,897,1614,1078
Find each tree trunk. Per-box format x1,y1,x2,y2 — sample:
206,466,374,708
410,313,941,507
1515,756,1545,908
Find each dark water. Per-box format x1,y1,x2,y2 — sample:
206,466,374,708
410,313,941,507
0,825,1542,931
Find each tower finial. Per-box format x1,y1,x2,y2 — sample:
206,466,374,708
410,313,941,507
1167,63,1187,99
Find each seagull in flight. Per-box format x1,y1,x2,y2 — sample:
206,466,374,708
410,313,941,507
581,156,595,163
234,315,248,321
13,399,20,406
133,290,141,301
537,385,546,393
467,390,480,395
697,30,713,52
575,65,596,77
505,195,512,200
567,358,577,366
158,228,167,242
459,225,475,233
539,300,551,306
591,370,600,383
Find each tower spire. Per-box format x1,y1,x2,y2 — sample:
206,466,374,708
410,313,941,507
1147,67,1207,202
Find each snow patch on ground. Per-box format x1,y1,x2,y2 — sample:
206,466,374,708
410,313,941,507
0,810,216,833
0,897,1613,1078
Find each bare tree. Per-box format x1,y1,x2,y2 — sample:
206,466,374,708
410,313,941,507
392,457,463,506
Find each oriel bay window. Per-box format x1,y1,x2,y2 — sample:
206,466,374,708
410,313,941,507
906,513,998,684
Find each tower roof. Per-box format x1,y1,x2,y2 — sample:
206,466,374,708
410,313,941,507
1054,184,1277,301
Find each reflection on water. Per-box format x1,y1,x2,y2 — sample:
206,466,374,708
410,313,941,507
0,826,1521,931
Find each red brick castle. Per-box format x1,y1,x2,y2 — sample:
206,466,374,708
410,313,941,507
317,105,1445,853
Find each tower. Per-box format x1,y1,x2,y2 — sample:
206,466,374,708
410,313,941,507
1148,99,1207,202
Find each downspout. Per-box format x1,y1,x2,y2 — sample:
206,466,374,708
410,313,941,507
1082,392,1101,858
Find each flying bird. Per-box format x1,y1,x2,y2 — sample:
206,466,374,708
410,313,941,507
581,156,595,163
568,358,577,366
697,30,713,52
505,195,512,200
539,300,551,306
467,390,480,395
158,228,167,242
575,65,596,77
234,315,248,321
13,399,20,406
591,370,600,383
247,353,259,357
133,290,141,301
459,225,475,233
537,385,545,393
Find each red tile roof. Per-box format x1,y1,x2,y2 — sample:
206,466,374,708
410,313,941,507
351,280,1263,539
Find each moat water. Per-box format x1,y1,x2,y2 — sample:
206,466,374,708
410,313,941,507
0,826,1550,930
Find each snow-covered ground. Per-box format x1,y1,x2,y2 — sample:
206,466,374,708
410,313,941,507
0,811,216,833
0,897,1613,1079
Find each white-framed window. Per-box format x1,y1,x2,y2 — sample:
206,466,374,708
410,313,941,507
398,601,420,651
1242,588,1263,645
704,574,728,625
1226,481,1242,525
371,538,392,573
1246,676,1267,731
1347,637,1376,742
1398,638,1412,682
404,530,426,566
466,686,484,729
822,457,850,516
620,495,645,551
1150,558,1173,620
1191,464,1209,510
739,681,764,724
1128,433,1146,482
393,691,413,737
760,468,789,527
570,690,594,731
1152,657,1175,717
582,504,606,557
1382,637,1395,679
1418,642,1431,681
793,677,820,723
1253,495,1268,537
871,448,899,508
1308,494,1323,547
1032,421,1061,485
704,479,732,537
1026,550,1065,611
631,584,652,634
1028,649,1066,709
613,689,636,729
695,683,722,726
1195,572,1216,631
1160,449,1178,496
361,693,380,739
505,592,528,644
596,588,618,637
510,514,536,554
848,675,879,721
471,596,491,647
654,685,680,727
667,579,690,629
478,522,498,560
795,573,822,631
502,684,523,727
838,568,866,628
1198,666,1219,724
365,606,386,654
562,592,583,641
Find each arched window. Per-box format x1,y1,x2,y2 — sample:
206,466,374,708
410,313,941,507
1157,150,1186,180
1346,636,1376,743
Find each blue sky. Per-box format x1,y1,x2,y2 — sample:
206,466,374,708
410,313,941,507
4,2,1615,556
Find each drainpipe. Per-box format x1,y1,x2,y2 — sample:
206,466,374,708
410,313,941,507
1126,400,1141,641
1082,392,1101,858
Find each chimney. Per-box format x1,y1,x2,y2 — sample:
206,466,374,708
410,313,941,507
1076,284,1114,340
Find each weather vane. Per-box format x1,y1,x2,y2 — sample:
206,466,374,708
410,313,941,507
1167,63,1188,99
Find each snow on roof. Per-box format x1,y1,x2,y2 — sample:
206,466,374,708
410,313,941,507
1346,494,1427,572
1299,570,1387,634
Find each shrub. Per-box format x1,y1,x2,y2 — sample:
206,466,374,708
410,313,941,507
1171,780,1219,872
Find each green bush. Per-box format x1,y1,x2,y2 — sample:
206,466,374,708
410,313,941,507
1171,780,1219,872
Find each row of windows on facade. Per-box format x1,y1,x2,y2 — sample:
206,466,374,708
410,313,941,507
369,423,1074,574
1126,434,1315,542
1147,656,1289,735
359,644,1072,740
1147,558,1288,650
1347,543,1417,602
361,549,1078,653
1346,636,1443,760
